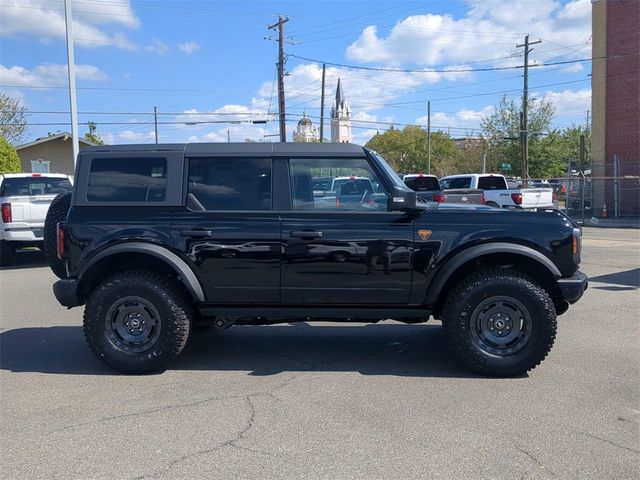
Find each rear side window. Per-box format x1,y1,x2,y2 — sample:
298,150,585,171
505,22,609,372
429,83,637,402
0,177,72,196
87,157,167,202
477,176,506,190
404,176,439,191
440,177,471,189
187,158,271,211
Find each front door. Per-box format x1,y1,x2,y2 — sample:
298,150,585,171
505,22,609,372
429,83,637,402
281,157,413,305
171,157,280,304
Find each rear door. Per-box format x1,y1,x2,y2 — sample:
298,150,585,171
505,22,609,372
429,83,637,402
281,156,413,305
171,156,281,304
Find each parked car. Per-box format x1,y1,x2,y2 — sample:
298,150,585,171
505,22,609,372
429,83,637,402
48,143,587,376
0,173,73,265
403,173,484,205
440,173,554,209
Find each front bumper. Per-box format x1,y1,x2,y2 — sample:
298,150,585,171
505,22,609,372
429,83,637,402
557,270,588,304
53,278,83,308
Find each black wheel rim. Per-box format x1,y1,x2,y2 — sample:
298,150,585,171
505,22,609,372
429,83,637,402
104,296,161,353
470,296,532,356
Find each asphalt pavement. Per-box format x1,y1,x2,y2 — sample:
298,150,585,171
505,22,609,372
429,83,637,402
1,227,638,479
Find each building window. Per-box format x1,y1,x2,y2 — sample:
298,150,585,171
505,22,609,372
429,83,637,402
30,159,51,173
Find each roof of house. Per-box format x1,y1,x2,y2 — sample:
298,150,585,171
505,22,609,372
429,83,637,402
16,132,97,151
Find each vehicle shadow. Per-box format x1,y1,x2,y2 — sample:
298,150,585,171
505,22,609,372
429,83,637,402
589,268,640,289
0,323,491,379
0,249,48,270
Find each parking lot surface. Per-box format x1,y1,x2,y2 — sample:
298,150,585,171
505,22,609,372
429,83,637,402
1,227,638,479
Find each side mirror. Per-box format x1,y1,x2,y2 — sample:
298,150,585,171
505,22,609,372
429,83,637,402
389,185,418,212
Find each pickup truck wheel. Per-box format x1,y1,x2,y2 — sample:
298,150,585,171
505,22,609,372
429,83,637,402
44,192,71,279
0,240,14,267
485,201,499,208
442,268,556,376
83,270,192,374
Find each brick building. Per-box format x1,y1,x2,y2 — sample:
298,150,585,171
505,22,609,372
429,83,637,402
591,0,640,217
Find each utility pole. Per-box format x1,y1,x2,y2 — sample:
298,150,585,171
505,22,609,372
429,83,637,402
64,0,79,165
579,134,585,165
153,106,158,144
227,130,231,143
268,15,289,142
426,100,431,174
516,34,541,187
319,63,326,143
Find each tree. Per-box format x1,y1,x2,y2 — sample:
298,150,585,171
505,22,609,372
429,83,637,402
481,94,556,177
0,137,21,173
365,125,457,176
0,93,27,145
84,121,104,145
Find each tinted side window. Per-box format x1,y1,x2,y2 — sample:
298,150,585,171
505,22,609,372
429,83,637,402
477,176,506,190
188,158,271,211
87,157,167,202
440,177,471,189
290,158,388,212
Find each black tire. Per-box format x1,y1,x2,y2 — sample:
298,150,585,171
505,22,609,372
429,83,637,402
0,240,14,267
441,268,556,376
485,201,499,208
44,192,71,279
83,270,192,374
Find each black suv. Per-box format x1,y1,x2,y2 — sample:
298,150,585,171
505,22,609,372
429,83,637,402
48,143,587,375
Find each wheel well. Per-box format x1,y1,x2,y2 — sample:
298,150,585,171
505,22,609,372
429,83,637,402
431,252,562,318
78,252,193,301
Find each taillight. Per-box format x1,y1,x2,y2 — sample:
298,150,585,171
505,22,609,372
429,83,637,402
1,203,11,223
433,193,445,203
57,223,65,259
482,193,486,204
572,228,582,263
511,193,523,205
553,192,558,202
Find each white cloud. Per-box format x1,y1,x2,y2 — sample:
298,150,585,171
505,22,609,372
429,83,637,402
346,0,591,67
541,88,591,117
188,123,269,143
145,38,168,56
178,41,201,55
415,106,494,134
101,130,156,145
0,62,108,87
0,0,139,50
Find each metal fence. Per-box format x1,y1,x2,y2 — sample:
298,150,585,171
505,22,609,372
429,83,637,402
524,159,639,222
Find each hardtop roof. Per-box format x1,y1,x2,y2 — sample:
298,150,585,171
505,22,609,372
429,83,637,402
81,142,367,158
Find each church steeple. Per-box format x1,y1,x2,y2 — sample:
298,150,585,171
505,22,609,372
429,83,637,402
331,78,352,143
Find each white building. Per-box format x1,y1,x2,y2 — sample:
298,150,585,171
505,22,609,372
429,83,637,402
331,79,352,143
293,111,319,143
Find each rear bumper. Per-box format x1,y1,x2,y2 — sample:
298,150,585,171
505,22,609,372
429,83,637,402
52,278,83,308
557,271,588,304
2,228,44,242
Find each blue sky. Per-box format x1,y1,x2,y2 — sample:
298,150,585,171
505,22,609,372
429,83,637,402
1,0,592,145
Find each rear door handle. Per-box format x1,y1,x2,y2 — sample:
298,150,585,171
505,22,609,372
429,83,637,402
290,230,323,239
181,229,214,238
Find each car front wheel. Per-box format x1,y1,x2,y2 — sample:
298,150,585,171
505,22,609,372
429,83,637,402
442,268,557,376
83,270,192,374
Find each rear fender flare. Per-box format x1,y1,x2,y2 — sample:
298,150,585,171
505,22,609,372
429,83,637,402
425,242,561,305
78,242,205,302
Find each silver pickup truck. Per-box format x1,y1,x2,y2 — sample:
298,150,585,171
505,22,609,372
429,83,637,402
402,174,485,205
0,173,73,266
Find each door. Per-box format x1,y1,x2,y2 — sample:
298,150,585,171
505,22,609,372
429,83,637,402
171,157,281,304
281,157,413,305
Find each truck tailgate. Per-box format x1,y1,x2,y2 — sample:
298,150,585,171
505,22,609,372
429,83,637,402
28,194,57,227
521,188,554,208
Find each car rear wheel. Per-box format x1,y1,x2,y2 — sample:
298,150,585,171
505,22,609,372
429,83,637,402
44,192,71,279
441,268,557,376
83,270,192,374
485,201,499,208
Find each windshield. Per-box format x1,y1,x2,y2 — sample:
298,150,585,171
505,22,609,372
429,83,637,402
404,176,439,191
0,177,72,196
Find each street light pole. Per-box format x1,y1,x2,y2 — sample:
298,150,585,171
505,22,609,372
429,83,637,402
64,0,79,165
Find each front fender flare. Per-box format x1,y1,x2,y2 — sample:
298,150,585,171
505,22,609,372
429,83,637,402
424,242,561,305
78,242,206,302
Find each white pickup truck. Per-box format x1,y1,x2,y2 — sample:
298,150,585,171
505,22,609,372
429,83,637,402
439,173,554,209
0,173,73,266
